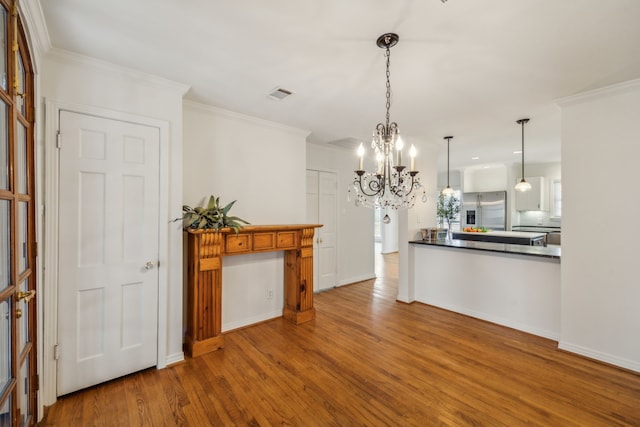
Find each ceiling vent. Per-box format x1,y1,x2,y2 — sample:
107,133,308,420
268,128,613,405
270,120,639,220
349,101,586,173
268,87,293,100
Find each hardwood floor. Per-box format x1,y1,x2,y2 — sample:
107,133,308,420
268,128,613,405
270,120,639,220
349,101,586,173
40,250,640,426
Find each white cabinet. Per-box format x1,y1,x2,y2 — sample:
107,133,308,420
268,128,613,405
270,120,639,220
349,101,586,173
515,176,546,211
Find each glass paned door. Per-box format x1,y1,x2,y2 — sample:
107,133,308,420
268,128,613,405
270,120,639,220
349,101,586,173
0,8,5,91
0,102,7,190
0,201,9,292
0,0,37,424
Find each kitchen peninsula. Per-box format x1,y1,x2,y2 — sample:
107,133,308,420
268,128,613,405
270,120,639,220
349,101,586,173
409,238,560,340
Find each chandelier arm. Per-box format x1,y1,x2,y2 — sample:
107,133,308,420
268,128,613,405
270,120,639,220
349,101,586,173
353,174,386,198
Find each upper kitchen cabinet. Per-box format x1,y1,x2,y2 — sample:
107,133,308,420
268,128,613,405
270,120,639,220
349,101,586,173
515,176,546,211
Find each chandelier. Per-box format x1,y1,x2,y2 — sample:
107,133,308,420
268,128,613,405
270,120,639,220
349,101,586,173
348,33,426,212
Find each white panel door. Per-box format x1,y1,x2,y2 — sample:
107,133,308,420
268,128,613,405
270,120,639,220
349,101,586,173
306,171,320,291
306,170,337,292
57,111,160,395
317,172,337,290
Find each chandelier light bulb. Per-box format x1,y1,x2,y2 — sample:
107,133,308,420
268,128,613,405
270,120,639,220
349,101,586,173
395,135,404,166
357,143,365,170
376,152,383,175
409,145,417,171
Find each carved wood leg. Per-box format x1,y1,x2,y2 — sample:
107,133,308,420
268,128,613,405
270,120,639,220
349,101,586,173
283,227,316,324
186,232,225,357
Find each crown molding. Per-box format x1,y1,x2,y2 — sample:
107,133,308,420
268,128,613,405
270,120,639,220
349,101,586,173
184,99,311,138
46,48,191,96
19,0,53,72
555,78,640,107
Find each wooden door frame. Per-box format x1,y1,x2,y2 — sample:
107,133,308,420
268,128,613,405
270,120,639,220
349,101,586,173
41,100,171,406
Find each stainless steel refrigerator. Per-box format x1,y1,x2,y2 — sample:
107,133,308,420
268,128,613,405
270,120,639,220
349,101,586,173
461,191,507,231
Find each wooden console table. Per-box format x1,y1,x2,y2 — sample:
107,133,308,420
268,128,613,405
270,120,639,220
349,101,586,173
185,224,322,357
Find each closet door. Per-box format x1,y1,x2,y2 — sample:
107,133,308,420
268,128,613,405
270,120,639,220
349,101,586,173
306,170,337,291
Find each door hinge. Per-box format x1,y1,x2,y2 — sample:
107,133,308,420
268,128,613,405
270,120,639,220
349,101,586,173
34,374,39,391
54,344,60,360
56,131,62,149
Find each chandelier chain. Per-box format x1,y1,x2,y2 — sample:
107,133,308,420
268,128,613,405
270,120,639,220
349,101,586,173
385,47,391,130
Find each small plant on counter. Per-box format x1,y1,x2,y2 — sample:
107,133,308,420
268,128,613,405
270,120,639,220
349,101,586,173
436,193,461,233
174,195,249,233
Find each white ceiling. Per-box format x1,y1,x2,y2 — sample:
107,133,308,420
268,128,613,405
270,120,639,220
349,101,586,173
38,0,640,171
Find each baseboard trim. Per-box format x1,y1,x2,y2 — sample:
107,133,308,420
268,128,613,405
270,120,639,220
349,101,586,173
558,341,640,373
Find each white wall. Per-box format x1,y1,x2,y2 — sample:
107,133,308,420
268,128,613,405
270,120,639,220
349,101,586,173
183,101,307,223
40,50,189,403
183,101,308,331
558,79,640,372
306,143,376,285
398,142,438,303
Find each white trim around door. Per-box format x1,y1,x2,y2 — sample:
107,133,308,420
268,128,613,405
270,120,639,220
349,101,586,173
42,99,172,406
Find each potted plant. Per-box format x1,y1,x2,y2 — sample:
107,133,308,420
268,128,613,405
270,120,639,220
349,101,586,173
436,193,460,239
175,195,249,233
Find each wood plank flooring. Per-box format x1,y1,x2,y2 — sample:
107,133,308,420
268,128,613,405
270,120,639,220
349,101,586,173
40,251,640,426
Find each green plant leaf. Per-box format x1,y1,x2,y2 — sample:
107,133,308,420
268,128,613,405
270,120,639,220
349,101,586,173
222,200,237,216
173,195,250,230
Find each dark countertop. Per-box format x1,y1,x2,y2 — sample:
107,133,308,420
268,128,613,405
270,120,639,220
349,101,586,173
452,230,547,246
511,225,561,232
410,239,561,260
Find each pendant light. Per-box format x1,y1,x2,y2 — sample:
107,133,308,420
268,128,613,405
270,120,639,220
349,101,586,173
514,118,532,192
441,136,454,196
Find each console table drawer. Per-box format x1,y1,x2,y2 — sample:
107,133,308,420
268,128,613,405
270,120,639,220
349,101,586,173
277,231,297,249
225,233,251,253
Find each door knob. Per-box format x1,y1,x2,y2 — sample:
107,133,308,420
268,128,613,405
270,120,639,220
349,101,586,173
145,261,155,270
17,290,36,302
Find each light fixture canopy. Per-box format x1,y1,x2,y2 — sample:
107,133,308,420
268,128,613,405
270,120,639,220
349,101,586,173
348,33,426,213
441,136,455,196
514,118,532,192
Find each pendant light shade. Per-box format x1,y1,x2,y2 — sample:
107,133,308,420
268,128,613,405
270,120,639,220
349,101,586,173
514,118,531,192
515,178,532,192
441,136,454,196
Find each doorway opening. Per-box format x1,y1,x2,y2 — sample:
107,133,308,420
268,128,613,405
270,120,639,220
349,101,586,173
375,208,398,255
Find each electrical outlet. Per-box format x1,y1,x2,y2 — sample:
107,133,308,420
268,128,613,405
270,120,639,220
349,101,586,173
267,289,274,300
